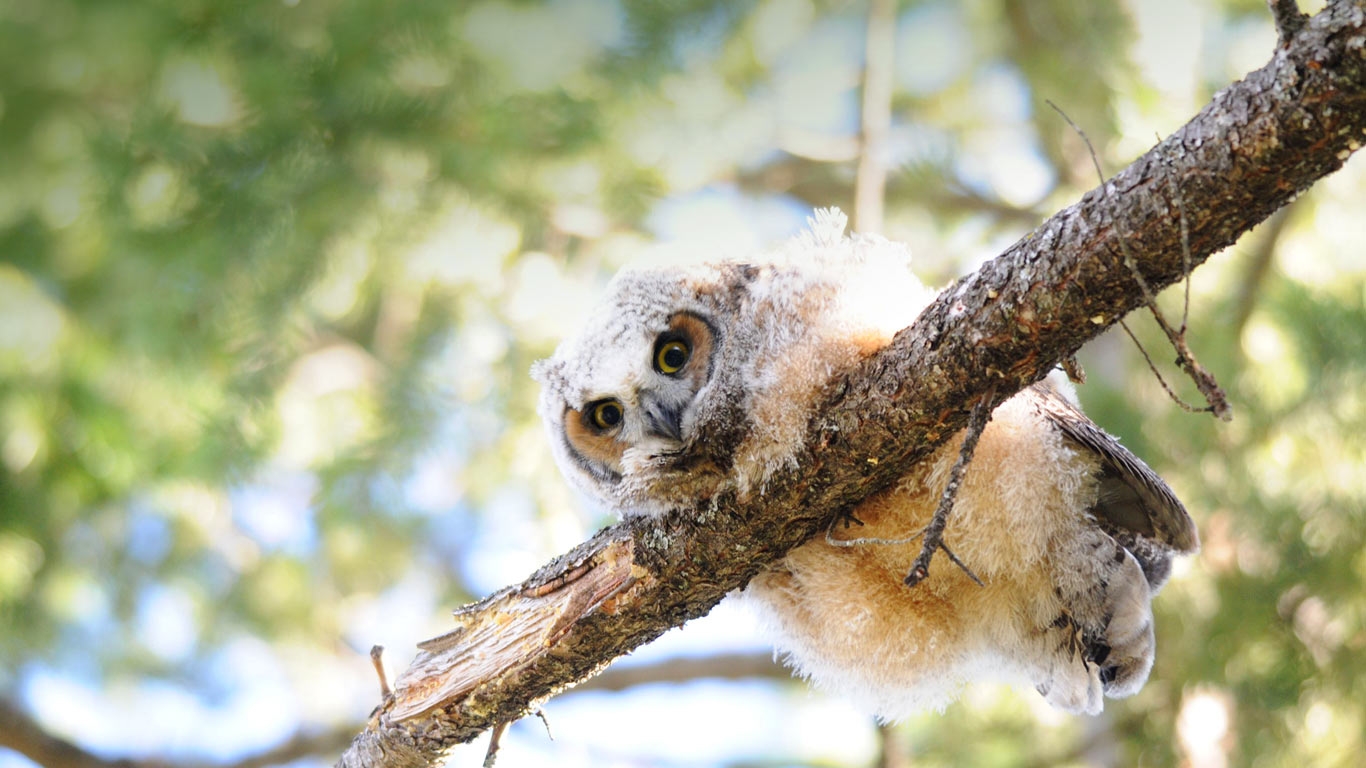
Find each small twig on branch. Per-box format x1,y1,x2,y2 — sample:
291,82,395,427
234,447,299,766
904,385,997,588
825,517,922,548
1161,139,1194,335
1157,144,1235,421
1048,100,1232,421
481,722,509,768
1045,103,1161,303
1269,0,1308,46
936,541,983,586
1117,320,1208,414
370,645,392,700
532,710,554,741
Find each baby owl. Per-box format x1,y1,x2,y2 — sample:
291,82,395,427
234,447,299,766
533,209,1197,719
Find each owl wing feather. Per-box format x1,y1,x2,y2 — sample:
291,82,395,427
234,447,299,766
1025,381,1199,586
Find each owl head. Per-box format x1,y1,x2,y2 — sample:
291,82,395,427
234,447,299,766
533,209,934,518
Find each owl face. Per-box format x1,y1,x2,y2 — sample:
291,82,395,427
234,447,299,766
535,209,933,518
533,263,751,516
556,311,718,484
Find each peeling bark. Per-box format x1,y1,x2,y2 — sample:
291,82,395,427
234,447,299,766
338,3,1366,767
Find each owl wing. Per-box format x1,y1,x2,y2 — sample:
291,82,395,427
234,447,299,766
1025,381,1199,587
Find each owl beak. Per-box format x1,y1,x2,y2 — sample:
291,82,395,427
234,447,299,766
640,392,684,443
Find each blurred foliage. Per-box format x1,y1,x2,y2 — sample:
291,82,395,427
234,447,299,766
0,1,1362,767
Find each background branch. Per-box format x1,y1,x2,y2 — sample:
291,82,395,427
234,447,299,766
571,653,788,693
0,699,356,768
854,0,896,234
1230,204,1295,344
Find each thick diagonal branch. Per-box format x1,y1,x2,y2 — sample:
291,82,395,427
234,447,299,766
338,4,1366,767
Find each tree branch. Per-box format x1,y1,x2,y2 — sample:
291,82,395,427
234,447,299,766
735,154,1045,229
854,0,896,234
1230,204,1294,344
570,652,788,693
338,3,1366,766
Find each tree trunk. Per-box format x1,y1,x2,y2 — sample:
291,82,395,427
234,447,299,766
338,3,1366,767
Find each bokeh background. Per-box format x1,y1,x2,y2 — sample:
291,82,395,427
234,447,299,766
2,0,1364,766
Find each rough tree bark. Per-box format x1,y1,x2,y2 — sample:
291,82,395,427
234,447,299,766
339,3,1366,767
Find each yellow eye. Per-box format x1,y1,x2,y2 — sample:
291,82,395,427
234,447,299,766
655,339,690,374
590,400,624,431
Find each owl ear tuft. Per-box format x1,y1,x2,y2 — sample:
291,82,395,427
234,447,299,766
805,207,849,246
530,358,560,386
530,359,549,381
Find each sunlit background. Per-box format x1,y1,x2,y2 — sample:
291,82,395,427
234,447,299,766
2,0,1364,766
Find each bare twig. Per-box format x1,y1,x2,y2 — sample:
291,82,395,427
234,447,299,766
1269,0,1308,46
1157,144,1235,421
1118,320,1208,414
1152,311,1233,420
825,513,985,588
481,722,509,768
1048,100,1232,421
1047,101,1162,308
904,385,997,588
370,645,392,700
532,710,554,741
937,541,985,587
825,519,925,548
1161,141,1194,335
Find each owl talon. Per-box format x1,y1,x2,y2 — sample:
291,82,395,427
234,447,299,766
1088,640,1112,665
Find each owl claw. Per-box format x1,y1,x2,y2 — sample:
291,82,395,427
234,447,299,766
1088,640,1112,666
1037,661,1104,715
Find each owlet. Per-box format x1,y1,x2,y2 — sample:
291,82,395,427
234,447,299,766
533,209,1197,718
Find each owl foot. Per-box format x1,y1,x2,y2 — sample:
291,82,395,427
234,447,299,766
1089,548,1156,699
1034,532,1156,714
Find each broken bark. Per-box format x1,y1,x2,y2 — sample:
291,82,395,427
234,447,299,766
337,3,1366,767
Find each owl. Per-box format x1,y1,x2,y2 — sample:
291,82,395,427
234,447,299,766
533,209,1198,719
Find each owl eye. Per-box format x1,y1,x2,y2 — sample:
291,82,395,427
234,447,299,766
589,399,624,431
654,338,691,375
